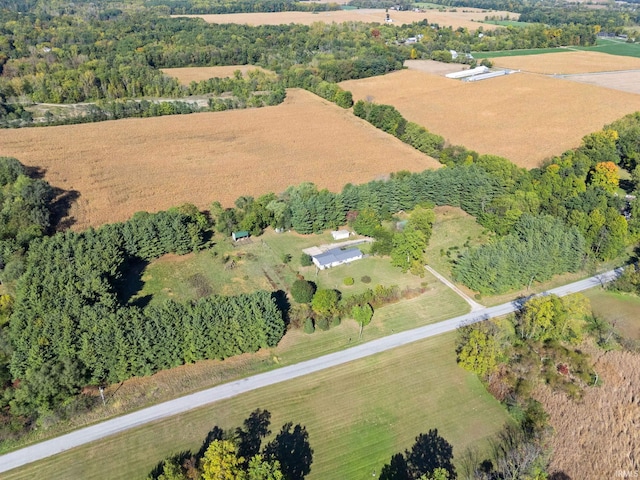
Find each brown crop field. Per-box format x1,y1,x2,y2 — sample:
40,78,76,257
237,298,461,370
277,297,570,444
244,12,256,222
340,69,640,168
0,89,439,230
177,8,517,30
162,65,273,85
491,50,640,74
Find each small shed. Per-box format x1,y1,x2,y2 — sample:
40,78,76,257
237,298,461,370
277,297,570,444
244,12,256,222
331,230,350,241
312,247,363,270
232,231,249,241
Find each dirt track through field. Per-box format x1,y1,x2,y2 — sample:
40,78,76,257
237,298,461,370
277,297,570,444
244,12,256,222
340,69,640,168
0,89,439,229
177,8,516,30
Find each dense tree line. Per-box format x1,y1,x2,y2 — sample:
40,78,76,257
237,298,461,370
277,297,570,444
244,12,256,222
425,0,640,27
453,214,585,294
147,0,341,14
0,1,605,123
0,189,285,424
354,100,636,292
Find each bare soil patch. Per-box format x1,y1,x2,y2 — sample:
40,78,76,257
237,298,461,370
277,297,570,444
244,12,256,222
536,348,640,479
162,65,273,85
404,59,468,76
178,8,517,30
0,89,439,230
491,50,640,74
562,70,640,95
340,69,640,168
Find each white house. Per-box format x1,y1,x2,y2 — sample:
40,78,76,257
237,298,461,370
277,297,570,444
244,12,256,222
312,247,363,270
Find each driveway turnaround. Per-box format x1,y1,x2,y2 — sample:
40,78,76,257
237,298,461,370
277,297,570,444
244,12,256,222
0,269,621,474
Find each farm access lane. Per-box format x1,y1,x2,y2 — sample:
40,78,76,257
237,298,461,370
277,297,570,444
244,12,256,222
0,268,622,474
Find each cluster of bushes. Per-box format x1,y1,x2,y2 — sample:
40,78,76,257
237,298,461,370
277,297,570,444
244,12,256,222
457,293,593,402
454,293,598,477
289,280,425,334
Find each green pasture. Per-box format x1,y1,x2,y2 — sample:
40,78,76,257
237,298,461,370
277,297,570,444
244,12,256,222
481,20,529,27
584,289,640,340
3,332,510,480
473,38,640,59
133,229,421,303
424,206,490,279
472,47,567,59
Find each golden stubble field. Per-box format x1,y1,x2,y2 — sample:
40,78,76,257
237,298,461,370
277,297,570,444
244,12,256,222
340,69,640,168
491,50,640,74
162,65,273,85
0,89,439,229
177,8,517,30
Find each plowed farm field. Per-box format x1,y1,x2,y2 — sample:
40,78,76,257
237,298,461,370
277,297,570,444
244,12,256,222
0,89,439,230
340,69,640,168
177,8,516,30
490,50,640,74
162,65,273,85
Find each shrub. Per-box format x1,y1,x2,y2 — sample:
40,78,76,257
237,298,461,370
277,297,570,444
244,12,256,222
331,317,341,328
282,253,292,264
300,253,313,267
316,317,330,331
361,275,371,284
303,318,315,334
343,277,354,286
291,279,315,303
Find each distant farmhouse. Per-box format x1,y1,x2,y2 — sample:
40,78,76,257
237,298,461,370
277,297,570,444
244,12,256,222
312,247,363,270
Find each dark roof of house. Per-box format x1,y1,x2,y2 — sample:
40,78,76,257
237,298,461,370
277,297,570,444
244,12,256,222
313,247,362,267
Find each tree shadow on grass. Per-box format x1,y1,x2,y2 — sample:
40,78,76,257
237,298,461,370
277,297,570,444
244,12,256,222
379,428,455,480
264,422,313,480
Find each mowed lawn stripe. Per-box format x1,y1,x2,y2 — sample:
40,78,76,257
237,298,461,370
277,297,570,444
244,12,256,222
2,333,510,480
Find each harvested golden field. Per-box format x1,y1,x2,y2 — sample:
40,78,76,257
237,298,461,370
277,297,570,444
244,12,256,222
162,65,273,85
0,89,439,230
491,50,640,74
340,69,640,168
404,59,467,76
178,8,517,30
537,348,640,479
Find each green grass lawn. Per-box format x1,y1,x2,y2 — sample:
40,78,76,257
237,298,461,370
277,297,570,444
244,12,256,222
424,206,490,279
481,20,529,27
130,230,344,302
3,332,510,480
472,47,567,59
306,256,426,295
473,38,640,59
584,289,640,340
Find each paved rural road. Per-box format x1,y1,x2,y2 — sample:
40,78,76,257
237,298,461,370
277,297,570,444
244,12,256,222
0,268,622,474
